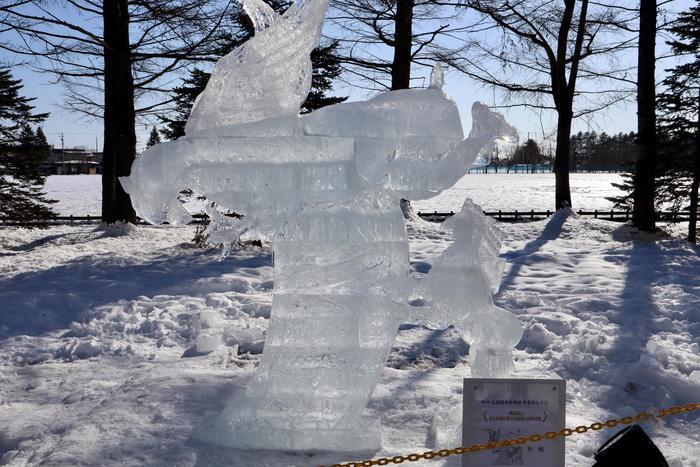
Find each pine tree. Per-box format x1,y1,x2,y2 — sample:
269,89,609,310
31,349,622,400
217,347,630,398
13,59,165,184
35,126,48,146
146,126,161,148
0,69,56,225
159,69,210,141
33,126,50,167
160,1,347,140
301,39,347,113
656,1,699,242
18,124,37,146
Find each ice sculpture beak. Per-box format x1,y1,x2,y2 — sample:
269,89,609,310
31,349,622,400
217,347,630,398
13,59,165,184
469,101,519,144
467,102,519,167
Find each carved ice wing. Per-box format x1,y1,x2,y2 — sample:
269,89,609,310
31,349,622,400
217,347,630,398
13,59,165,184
242,0,278,32
185,0,329,133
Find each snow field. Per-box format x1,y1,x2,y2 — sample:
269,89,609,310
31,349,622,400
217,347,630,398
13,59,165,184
42,172,627,216
43,175,102,217
1,212,699,465
413,172,627,213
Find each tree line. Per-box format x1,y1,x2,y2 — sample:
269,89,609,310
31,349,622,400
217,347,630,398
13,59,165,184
478,132,638,174
570,131,638,173
0,0,697,241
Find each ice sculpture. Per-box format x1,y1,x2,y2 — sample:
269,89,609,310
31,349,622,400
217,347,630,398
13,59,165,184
410,199,523,377
120,0,521,452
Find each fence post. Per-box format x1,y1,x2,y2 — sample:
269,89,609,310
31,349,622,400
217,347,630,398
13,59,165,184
594,210,598,219
498,210,502,220
610,210,613,221
546,209,551,218
530,209,534,219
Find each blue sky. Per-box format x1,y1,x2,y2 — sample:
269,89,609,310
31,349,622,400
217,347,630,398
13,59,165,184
4,0,695,153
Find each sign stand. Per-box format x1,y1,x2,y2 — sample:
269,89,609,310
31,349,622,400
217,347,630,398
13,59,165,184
463,378,566,467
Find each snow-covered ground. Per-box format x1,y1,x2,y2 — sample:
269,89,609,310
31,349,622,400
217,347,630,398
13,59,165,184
1,212,698,466
43,173,626,216
43,175,102,217
414,173,625,213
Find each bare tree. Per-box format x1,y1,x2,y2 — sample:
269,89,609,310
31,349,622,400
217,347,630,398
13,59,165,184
449,0,635,209
0,0,235,223
329,0,468,90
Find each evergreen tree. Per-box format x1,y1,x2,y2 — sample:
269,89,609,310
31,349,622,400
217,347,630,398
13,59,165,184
159,69,210,141
160,1,347,140
35,126,48,147
301,39,347,113
656,1,699,242
18,124,37,146
33,126,51,172
0,69,56,225
611,3,698,240
146,126,161,148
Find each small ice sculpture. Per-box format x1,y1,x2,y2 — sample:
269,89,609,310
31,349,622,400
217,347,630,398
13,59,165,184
410,199,523,377
120,0,521,452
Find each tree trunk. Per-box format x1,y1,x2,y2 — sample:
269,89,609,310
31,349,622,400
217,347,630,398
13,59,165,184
394,0,415,216
391,0,414,90
554,107,573,209
102,0,137,224
632,0,657,232
689,112,700,243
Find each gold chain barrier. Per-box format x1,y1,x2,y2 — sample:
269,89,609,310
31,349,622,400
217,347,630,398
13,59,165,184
321,402,700,467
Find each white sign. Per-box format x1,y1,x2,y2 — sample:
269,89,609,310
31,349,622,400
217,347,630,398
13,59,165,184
463,378,566,467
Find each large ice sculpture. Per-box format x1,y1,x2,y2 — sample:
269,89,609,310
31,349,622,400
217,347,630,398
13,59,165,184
120,0,521,452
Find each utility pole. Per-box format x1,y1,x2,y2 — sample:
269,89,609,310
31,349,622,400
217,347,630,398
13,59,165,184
60,132,65,175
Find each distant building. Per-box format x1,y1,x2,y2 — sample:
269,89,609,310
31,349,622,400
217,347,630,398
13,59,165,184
46,148,102,175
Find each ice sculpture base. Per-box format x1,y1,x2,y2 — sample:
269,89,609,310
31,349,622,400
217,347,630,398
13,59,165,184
429,409,461,450
470,346,515,378
192,413,382,453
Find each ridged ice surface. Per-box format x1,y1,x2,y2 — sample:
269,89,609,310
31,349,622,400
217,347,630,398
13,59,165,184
120,0,521,453
185,0,327,132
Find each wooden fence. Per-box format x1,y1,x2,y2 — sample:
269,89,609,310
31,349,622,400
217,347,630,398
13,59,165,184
418,209,693,223
0,210,694,226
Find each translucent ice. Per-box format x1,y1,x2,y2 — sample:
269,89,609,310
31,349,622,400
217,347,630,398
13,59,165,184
410,199,523,377
185,0,327,132
120,0,521,453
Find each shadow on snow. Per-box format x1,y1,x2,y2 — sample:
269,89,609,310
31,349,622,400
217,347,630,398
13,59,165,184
0,241,271,338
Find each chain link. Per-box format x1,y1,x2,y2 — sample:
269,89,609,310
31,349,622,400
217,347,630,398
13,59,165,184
320,402,700,467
